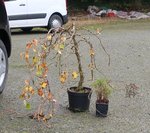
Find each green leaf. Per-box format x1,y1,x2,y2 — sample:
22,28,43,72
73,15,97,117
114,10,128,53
26,103,31,110
59,44,65,50
36,65,42,76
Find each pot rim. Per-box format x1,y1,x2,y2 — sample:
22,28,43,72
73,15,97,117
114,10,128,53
68,86,92,94
96,100,109,104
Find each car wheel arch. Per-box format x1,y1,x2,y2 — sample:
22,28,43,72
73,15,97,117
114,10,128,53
0,29,11,58
48,13,63,28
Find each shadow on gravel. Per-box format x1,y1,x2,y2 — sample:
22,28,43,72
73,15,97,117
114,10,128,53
11,29,48,35
0,93,3,100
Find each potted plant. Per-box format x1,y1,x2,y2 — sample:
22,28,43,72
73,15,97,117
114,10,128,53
20,24,110,119
91,79,112,117
54,24,110,112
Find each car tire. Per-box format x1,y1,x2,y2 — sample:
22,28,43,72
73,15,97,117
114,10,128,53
0,39,8,94
21,27,33,32
48,14,63,29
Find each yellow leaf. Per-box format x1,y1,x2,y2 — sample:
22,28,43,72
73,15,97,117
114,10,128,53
36,65,42,76
47,35,52,41
30,89,34,95
72,71,78,79
41,82,47,88
60,75,65,84
59,71,67,84
33,56,38,64
25,86,29,92
59,44,65,50
28,86,33,92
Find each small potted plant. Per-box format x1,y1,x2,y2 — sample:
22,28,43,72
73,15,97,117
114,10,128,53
91,79,112,117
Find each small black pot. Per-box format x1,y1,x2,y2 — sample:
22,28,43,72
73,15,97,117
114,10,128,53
67,87,92,112
96,101,109,117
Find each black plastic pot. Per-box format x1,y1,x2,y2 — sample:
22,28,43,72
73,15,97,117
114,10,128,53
67,87,92,112
96,101,109,117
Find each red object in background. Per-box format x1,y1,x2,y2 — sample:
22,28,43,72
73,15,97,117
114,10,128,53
107,12,116,17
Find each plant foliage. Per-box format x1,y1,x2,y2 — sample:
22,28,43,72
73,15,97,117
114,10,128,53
19,23,110,121
91,79,112,103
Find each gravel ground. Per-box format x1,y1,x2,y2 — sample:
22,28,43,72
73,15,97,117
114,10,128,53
0,20,150,133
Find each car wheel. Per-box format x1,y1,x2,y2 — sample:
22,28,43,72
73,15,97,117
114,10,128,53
48,14,63,29
0,39,8,94
21,27,33,32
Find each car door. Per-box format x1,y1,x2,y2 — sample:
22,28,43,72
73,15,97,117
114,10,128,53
4,0,28,28
26,0,47,27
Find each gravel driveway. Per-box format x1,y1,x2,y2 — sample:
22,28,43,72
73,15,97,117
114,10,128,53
0,20,150,133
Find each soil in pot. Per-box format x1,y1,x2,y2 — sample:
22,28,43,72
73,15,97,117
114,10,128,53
67,87,92,112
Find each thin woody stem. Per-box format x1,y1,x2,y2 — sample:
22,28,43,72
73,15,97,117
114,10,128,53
72,34,84,91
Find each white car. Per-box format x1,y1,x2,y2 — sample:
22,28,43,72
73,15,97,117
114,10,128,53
4,0,68,32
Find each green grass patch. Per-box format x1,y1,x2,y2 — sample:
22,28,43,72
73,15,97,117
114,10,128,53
76,18,150,30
